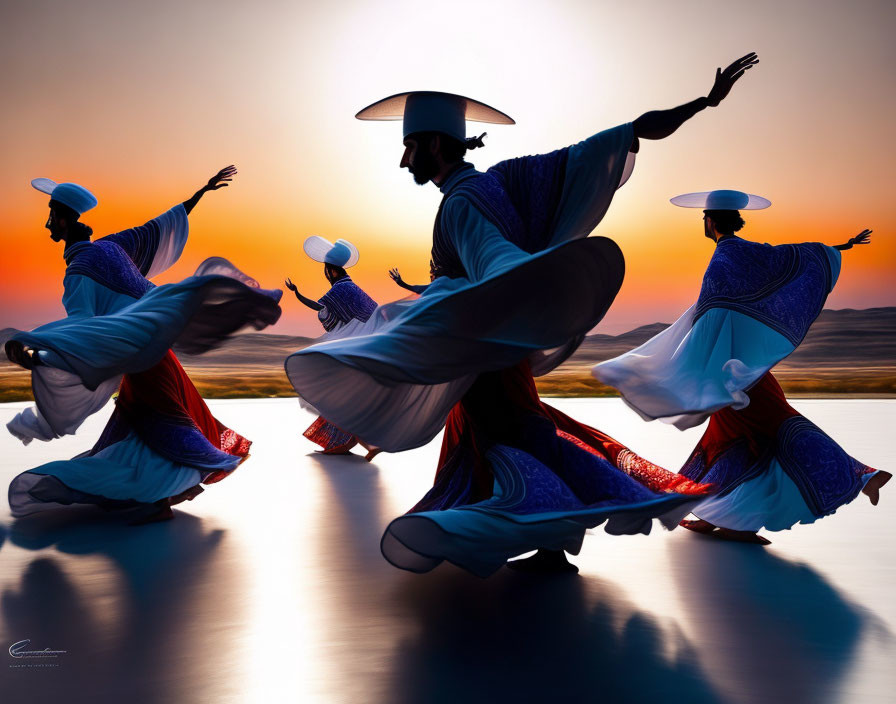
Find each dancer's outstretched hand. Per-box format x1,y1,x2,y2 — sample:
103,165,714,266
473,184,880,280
204,165,238,191
388,268,403,284
284,277,298,292
706,53,758,107
183,165,238,214
848,229,873,247
835,229,872,250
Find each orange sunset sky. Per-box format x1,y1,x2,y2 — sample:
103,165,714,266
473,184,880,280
1,0,894,336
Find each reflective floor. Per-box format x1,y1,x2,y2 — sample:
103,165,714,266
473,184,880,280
0,398,893,703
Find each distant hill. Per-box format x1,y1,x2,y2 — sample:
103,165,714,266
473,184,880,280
174,332,315,368
568,307,896,367
2,308,895,399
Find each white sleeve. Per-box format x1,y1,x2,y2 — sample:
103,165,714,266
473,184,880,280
7,366,120,444
442,197,528,283
8,276,120,444
60,273,102,317
550,122,636,246
101,204,189,279
144,205,190,278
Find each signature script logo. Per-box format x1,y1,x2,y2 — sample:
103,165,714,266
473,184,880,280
8,640,67,659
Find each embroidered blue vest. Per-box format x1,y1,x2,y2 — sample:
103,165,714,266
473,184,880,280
695,237,835,347
431,148,569,279
318,276,378,332
64,239,154,299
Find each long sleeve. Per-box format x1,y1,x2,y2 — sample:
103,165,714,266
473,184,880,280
8,274,124,444
594,239,841,429
8,259,281,444
550,123,636,246
101,204,189,278
441,197,529,283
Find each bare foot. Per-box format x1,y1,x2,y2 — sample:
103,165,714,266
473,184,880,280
679,518,717,534
130,501,175,525
507,550,579,574
169,485,204,507
362,445,382,462
681,519,771,545
862,470,892,506
319,440,358,455
714,528,771,545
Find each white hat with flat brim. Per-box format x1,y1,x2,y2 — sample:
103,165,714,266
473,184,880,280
303,236,360,268
671,189,771,210
32,178,98,215
355,91,515,142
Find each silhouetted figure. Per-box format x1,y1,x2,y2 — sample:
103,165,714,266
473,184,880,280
5,167,282,523
287,54,758,575
286,237,381,460
595,190,889,544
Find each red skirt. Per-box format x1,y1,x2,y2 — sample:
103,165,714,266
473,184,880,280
680,372,875,521
110,350,251,483
413,361,709,513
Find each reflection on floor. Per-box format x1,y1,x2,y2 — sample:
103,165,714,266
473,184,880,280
670,539,887,704
0,398,893,702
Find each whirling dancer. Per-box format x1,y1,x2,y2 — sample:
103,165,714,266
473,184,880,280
286,54,758,575
594,190,890,544
6,167,283,522
284,236,380,459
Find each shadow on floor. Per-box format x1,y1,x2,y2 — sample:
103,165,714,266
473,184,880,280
385,565,722,704
1,508,232,702
669,537,883,704
311,451,720,703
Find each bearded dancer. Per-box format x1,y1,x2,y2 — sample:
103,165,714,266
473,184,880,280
594,189,890,544
287,54,758,575
6,167,282,522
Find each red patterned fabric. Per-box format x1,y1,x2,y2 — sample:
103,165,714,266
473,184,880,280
303,415,357,452
117,350,251,484
426,361,711,508
697,372,799,466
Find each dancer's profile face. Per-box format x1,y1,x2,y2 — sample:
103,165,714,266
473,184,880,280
401,137,439,186
702,212,716,242
45,206,66,242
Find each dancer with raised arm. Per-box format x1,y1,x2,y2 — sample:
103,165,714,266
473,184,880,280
287,54,758,575
285,237,380,459
594,190,890,544
6,167,282,522
387,261,434,295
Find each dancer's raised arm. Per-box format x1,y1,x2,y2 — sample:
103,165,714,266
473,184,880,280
834,229,872,251
182,165,238,215
631,53,758,149
389,268,429,294
285,277,324,311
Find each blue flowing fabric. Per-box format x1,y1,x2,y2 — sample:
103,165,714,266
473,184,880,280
593,236,842,429
14,274,281,391
286,123,635,452
6,205,282,516
382,394,704,577
679,395,878,532
594,233,883,533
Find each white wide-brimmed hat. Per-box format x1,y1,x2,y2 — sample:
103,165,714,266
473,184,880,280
303,236,360,268
671,189,771,210
356,91,515,142
31,178,98,215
